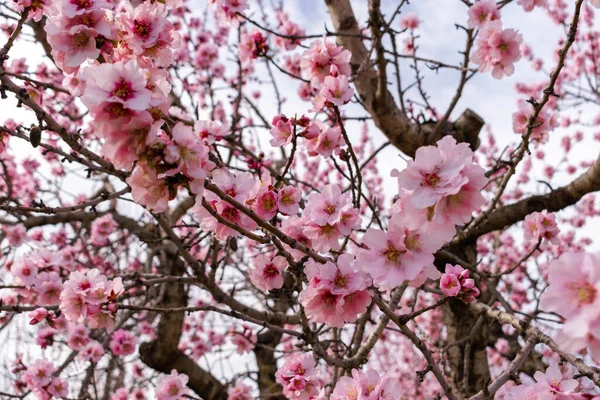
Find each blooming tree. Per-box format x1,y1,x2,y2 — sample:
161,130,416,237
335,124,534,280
3,0,600,399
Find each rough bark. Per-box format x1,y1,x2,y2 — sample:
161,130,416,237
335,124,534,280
139,246,227,400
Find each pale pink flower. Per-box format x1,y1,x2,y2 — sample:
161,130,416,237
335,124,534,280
156,370,189,400
533,364,579,395
227,382,253,400
304,184,349,226
301,39,351,87
254,189,279,220
126,161,170,213
58,0,113,18
278,185,302,215
275,353,321,400
466,0,500,29
512,99,557,142
332,368,393,400
540,252,600,332
306,125,343,157
5,224,27,246
357,214,435,290
395,140,469,208
28,308,48,325
81,341,104,363
24,359,55,388
273,16,305,51
47,377,69,398
81,60,153,116
399,12,420,30
313,74,354,110
440,273,461,297
239,29,269,62
164,122,214,195
249,254,286,292
91,214,118,246
518,0,548,12
472,21,523,79
109,329,138,356
524,210,560,244
299,255,371,327
281,217,313,260
269,114,294,147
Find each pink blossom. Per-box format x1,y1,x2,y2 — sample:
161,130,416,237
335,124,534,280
91,214,118,246
249,254,286,292
126,162,170,213
5,224,27,246
524,210,560,244
533,364,579,395
472,21,523,79
540,252,600,333
80,60,153,116
439,264,480,302
299,255,371,327
278,185,302,215
306,125,343,157
313,73,354,110
156,370,189,400
254,189,279,220
518,0,548,12
227,382,253,400
47,377,69,398
400,12,420,30
24,359,55,388
164,122,214,195
512,99,557,142
110,329,138,356
81,341,104,363
466,0,500,29
357,214,435,290
332,368,401,400
395,139,469,208
275,353,321,400
28,308,49,325
301,39,351,87
269,114,294,147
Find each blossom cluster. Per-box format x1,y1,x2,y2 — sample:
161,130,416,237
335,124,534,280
22,359,69,400
59,269,124,332
524,210,560,244
440,264,480,302
331,368,402,400
156,370,189,400
468,1,523,79
355,136,487,291
275,353,322,400
299,255,371,327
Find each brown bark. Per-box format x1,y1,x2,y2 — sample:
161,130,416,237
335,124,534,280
139,246,227,400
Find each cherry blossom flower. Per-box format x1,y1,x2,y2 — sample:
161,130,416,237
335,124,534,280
472,21,523,79
249,254,286,292
299,255,371,327
156,370,189,400
81,59,153,116
127,161,170,213
524,210,560,244
440,264,480,302
466,0,500,29
110,329,138,356
275,353,321,400
400,12,420,30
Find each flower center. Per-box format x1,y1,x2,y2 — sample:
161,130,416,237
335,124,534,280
423,173,440,187
263,264,279,277
572,282,596,305
134,20,151,38
383,242,404,264
112,78,133,100
73,31,90,48
334,273,347,288
324,204,336,215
